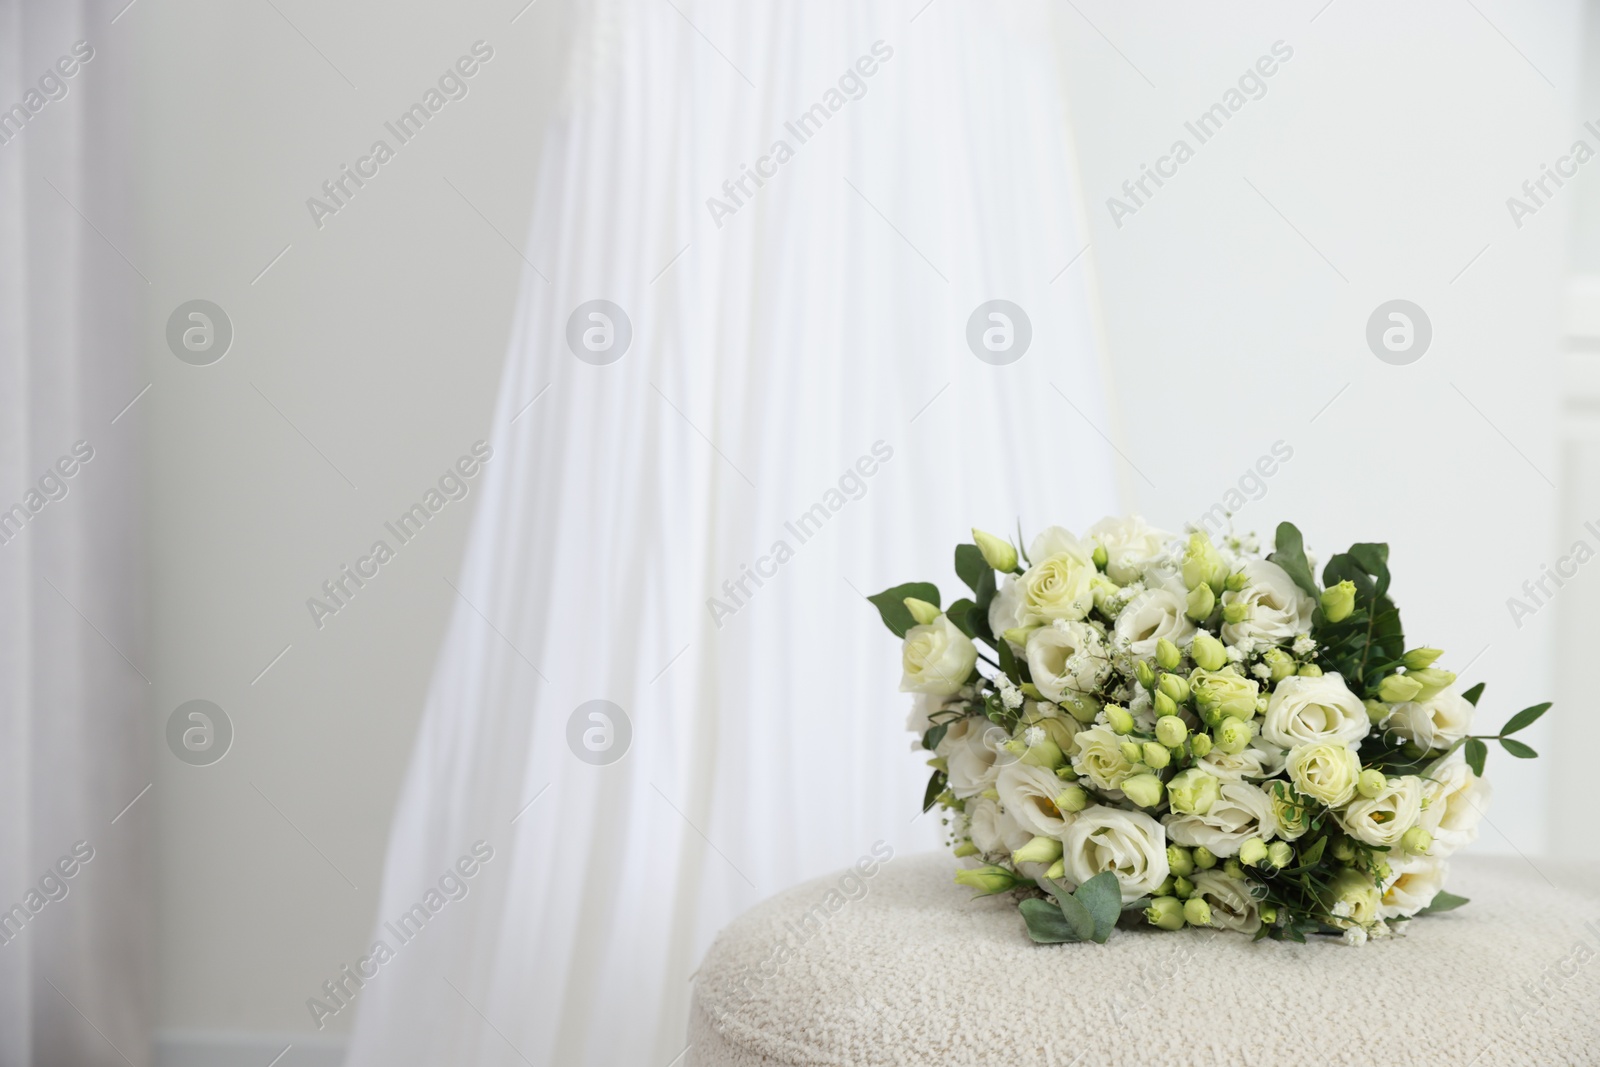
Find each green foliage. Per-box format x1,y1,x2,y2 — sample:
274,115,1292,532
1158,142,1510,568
1465,737,1488,777
1268,522,1320,598
1499,702,1550,737
868,582,940,637
1499,737,1538,759
1316,541,1405,694
1461,682,1486,706
922,770,946,812
1021,873,1123,944
1418,890,1469,915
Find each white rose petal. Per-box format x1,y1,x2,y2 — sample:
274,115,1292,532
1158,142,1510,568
1112,588,1197,659
1419,756,1492,856
1070,724,1136,793
900,615,979,696
1220,559,1315,648
1262,672,1370,749
1087,515,1175,585
1060,806,1170,903
1198,739,1288,782
1163,780,1278,857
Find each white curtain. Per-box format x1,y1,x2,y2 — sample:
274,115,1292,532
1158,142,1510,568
0,2,149,1066
346,2,1118,1064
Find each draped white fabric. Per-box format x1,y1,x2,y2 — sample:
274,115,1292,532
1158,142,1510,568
346,2,1119,1064
0,2,149,1065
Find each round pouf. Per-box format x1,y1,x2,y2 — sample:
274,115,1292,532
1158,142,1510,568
688,851,1600,1066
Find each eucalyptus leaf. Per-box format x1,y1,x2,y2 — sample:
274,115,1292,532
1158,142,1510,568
868,582,940,637
1499,702,1551,737
1269,522,1320,597
1418,890,1470,915
1055,891,1098,942
1073,871,1123,943
1499,737,1538,759
1020,898,1083,944
1465,737,1488,777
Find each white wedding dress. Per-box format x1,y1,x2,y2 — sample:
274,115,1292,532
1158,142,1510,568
344,2,1117,1063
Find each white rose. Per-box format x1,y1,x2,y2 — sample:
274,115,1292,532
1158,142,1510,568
1070,724,1137,793
1060,806,1170,903
1286,742,1362,807
1340,774,1424,848
1388,687,1474,750
988,576,1028,647
1163,780,1278,857
997,763,1075,838
899,615,978,695
1220,559,1315,648
1419,757,1491,856
1086,515,1174,584
1112,588,1197,659
1026,621,1112,703
1003,528,1097,626
938,718,1008,799
1189,870,1262,934
1198,738,1288,782
1029,525,1091,562
967,796,1032,858
1380,854,1449,920
1262,673,1370,749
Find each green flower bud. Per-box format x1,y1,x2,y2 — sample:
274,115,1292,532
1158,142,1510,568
1221,600,1250,625
1156,875,1177,896
1186,582,1216,622
1189,732,1213,758
1263,647,1296,683
954,865,1017,895
1173,875,1195,898
1223,858,1245,880
953,841,978,857
1012,835,1063,865
1122,773,1164,808
1183,897,1213,927
1297,663,1322,677
1155,715,1188,748
1215,717,1254,755
1146,896,1185,931
1320,579,1357,623
1106,705,1135,735
1119,740,1143,763
1193,846,1218,870
1406,668,1456,700
1156,638,1181,671
1401,826,1432,855
1260,905,1278,924
1192,666,1260,720
1166,768,1221,816
971,528,1018,573
1044,858,1066,880
1018,737,1065,770
903,597,942,626
1091,542,1109,568
1191,632,1228,672
1002,625,1040,648
1135,659,1157,690
1224,570,1249,592
1055,764,1079,780
1378,673,1424,703
1239,838,1269,867
1153,690,1178,718
1182,532,1229,593
1059,693,1101,724
1357,768,1386,799
1054,784,1090,813
1363,699,1389,725
1167,845,1195,877
1402,647,1444,670
1331,837,1356,862
1267,841,1294,869
1158,673,1190,704
1142,741,1172,770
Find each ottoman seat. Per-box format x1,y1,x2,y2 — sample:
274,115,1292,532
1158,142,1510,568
688,851,1600,1066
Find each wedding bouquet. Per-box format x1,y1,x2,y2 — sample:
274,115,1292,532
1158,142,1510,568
875,518,1548,945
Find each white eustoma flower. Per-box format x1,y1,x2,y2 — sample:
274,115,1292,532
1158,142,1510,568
1112,588,1196,658
1379,853,1449,920
1198,738,1288,782
1388,686,1475,750
1419,756,1492,856
1086,515,1174,584
1060,806,1170,903
967,796,1032,857
1026,621,1111,703
1188,870,1262,934
899,615,978,695
1163,780,1278,857
1071,724,1137,793
1262,673,1370,749
997,763,1074,838
1220,559,1316,648
938,718,1008,799
988,576,1028,648
1340,775,1424,848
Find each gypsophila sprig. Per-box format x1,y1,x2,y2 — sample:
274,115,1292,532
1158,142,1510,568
877,519,1550,945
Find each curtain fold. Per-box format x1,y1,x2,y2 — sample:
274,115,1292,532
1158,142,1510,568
0,2,150,1065
346,2,1118,1064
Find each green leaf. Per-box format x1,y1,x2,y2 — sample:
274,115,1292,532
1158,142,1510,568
1465,737,1488,777
997,639,1022,685
945,598,976,638
1019,898,1084,944
954,544,987,595
1055,891,1098,941
1347,543,1391,600
1269,522,1320,597
1418,890,1470,915
1297,836,1327,869
974,565,997,614
1499,702,1551,737
1073,871,1123,944
922,770,946,812
1499,737,1538,759
1461,682,1486,706
922,723,948,752
868,582,940,637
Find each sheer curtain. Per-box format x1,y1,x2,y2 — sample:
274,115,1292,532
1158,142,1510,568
346,2,1119,1064
0,2,149,1065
